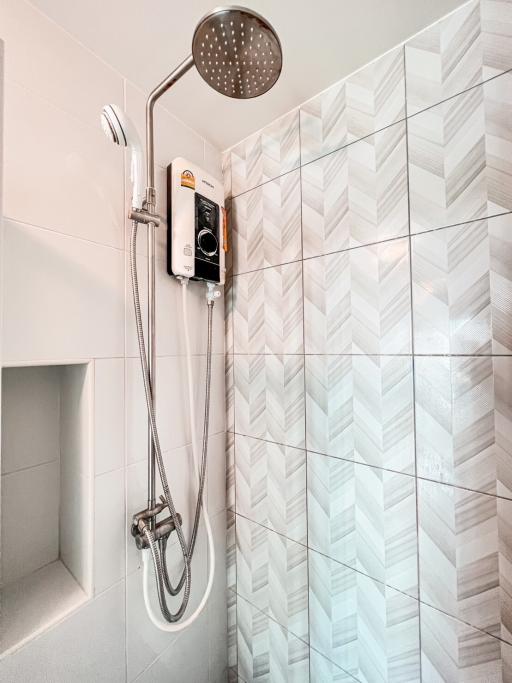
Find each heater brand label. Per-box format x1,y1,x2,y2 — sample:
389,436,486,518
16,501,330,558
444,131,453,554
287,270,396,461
180,169,195,190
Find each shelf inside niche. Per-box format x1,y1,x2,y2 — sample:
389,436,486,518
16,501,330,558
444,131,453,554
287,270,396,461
0,363,93,657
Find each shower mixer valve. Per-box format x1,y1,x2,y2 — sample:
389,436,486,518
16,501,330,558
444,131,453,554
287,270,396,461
131,497,182,550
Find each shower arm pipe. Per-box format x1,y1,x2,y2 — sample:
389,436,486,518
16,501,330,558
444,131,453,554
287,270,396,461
143,54,194,514
145,55,195,202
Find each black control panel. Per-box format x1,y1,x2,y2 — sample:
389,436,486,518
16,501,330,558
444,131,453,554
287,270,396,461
193,193,221,282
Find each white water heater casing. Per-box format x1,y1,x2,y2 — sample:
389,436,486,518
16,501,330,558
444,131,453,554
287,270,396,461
167,157,225,285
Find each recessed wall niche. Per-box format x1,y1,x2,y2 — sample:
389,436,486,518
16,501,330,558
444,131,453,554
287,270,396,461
0,363,93,656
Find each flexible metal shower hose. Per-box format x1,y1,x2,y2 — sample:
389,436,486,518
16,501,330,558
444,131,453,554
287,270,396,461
130,219,213,621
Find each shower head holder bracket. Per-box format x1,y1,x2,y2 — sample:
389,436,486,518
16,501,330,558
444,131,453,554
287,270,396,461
128,207,160,227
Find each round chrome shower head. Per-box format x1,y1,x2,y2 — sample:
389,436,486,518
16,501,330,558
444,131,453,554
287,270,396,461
192,6,282,99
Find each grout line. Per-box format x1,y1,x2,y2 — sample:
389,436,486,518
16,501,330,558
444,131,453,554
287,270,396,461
1,457,59,478
229,208,512,279
297,108,312,682
3,215,126,253
231,351,512,357
308,643,360,682
404,47,423,680
233,589,310,648
228,61,512,203
228,56,512,200
233,510,307,548
231,430,512,503
405,64,512,121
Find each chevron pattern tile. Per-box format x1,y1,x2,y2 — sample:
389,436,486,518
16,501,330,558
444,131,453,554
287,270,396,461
236,515,309,642
408,71,512,235
309,549,421,682
303,238,412,355
234,354,305,449
405,0,512,116
230,109,301,197
237,594,309,683
300,45,405,165
226,352,234,434
227,431,235,511
232,168,302,275
225,274,234,355
310,649,358,682
302,121,408,258
225,0,512,675
420,600,512,682
418,478,512,644
235,435,307,544
227,509,237,592
233,261,304,355
415,356,512,497
228,588,238,675
412,211,512,355
222,149,232,200
305,354,414,473
307,451,418,597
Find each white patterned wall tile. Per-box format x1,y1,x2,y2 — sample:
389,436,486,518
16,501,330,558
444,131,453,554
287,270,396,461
418,478,512,644
223,149,233,200
234,355,305,449
301,79,347,168
228,588,238,674
421,601,512,682
226,273,234,354
408,71,512,235
302,121,408,258
236,516,309,642
405,0,512,115
309,550,421,682
227,431,235,511
232,169,302,275
346,46,405,146
490,213,512,354
304,238,412,355
305,355,415,474
227,509,237,592
307,452,418,598
230,109,300,197
415,356,512,497
310,648,358,682
233,261,304,355
237,595,309,683
236,435,307,544
300,46,405,165
411,217,505,355
226,352,235,435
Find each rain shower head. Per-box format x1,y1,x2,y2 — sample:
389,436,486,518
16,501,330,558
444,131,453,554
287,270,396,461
105,7,283,207
192,6,282,99
101,104,144,209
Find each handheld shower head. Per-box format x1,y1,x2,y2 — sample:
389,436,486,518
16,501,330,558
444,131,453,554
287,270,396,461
192,6,282,99
101,104,144,210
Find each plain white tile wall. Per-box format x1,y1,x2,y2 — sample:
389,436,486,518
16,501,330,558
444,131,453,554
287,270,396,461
1,364,93,595
59,364,93,594
1,365,61,475
1,460,60,584
0,0,227,680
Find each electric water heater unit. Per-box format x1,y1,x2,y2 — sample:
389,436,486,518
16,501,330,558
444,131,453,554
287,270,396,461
167,158,226,285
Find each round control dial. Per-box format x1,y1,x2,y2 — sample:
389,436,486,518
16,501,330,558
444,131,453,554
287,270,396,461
197,229,218,257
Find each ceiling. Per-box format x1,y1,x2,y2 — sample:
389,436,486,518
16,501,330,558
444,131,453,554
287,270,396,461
30,0,464,150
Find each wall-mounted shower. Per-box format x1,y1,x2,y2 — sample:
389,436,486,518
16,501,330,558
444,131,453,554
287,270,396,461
101,5,282,633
